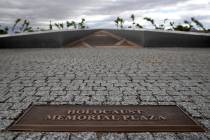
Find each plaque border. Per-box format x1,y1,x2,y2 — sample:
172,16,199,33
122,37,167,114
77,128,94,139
7,104,207,132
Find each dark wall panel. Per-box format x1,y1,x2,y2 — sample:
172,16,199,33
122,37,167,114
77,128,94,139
144,30,210,47
106,29,144,46
0,29,210,48
0,30,96,48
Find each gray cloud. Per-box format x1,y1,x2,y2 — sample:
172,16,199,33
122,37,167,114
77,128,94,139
0,0,210,29
86,0,187,15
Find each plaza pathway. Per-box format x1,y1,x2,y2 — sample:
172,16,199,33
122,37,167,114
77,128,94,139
0,48,209,139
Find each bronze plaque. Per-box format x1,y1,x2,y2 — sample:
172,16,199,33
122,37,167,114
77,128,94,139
8,105,206,132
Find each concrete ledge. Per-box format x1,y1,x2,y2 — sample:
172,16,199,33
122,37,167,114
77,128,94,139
105,29,144,46
143,30,210,47
0,29,210,48
0,29,97,48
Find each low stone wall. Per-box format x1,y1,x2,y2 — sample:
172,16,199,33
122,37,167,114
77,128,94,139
0,29,210,48
0,30,96,48
144,30,210,47
108,29,210,47
105,29,144,46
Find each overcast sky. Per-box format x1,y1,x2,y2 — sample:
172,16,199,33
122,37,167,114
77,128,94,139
0,0,210,29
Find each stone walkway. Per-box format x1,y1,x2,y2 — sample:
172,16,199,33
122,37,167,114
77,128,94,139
0,48,209,140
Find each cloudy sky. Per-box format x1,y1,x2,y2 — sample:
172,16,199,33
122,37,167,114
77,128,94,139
0,0,210,29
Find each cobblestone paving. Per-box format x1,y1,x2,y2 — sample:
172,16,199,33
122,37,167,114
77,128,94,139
0,48,210,140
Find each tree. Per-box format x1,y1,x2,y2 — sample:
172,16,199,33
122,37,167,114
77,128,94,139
66,21,71,28
170,20,192,31
49,20,53,30
67,21,77,29
71,21,77,29
114,17,124,29
158,18,169,30
119,18,124,29
131,14,135,29
11,18,33,33
169,21,175,30
0,25,8,34
136,23,143,29
20,19,32,32
129,14,143,29
144,17,158,29
174,25,191,31
143,17,168,30
184,20,193,30
78,18,86,29
54,23,64,30
59,23,64,29
114,17,120,29
54,23,60,30
12,18,21,32
191,17,206,31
